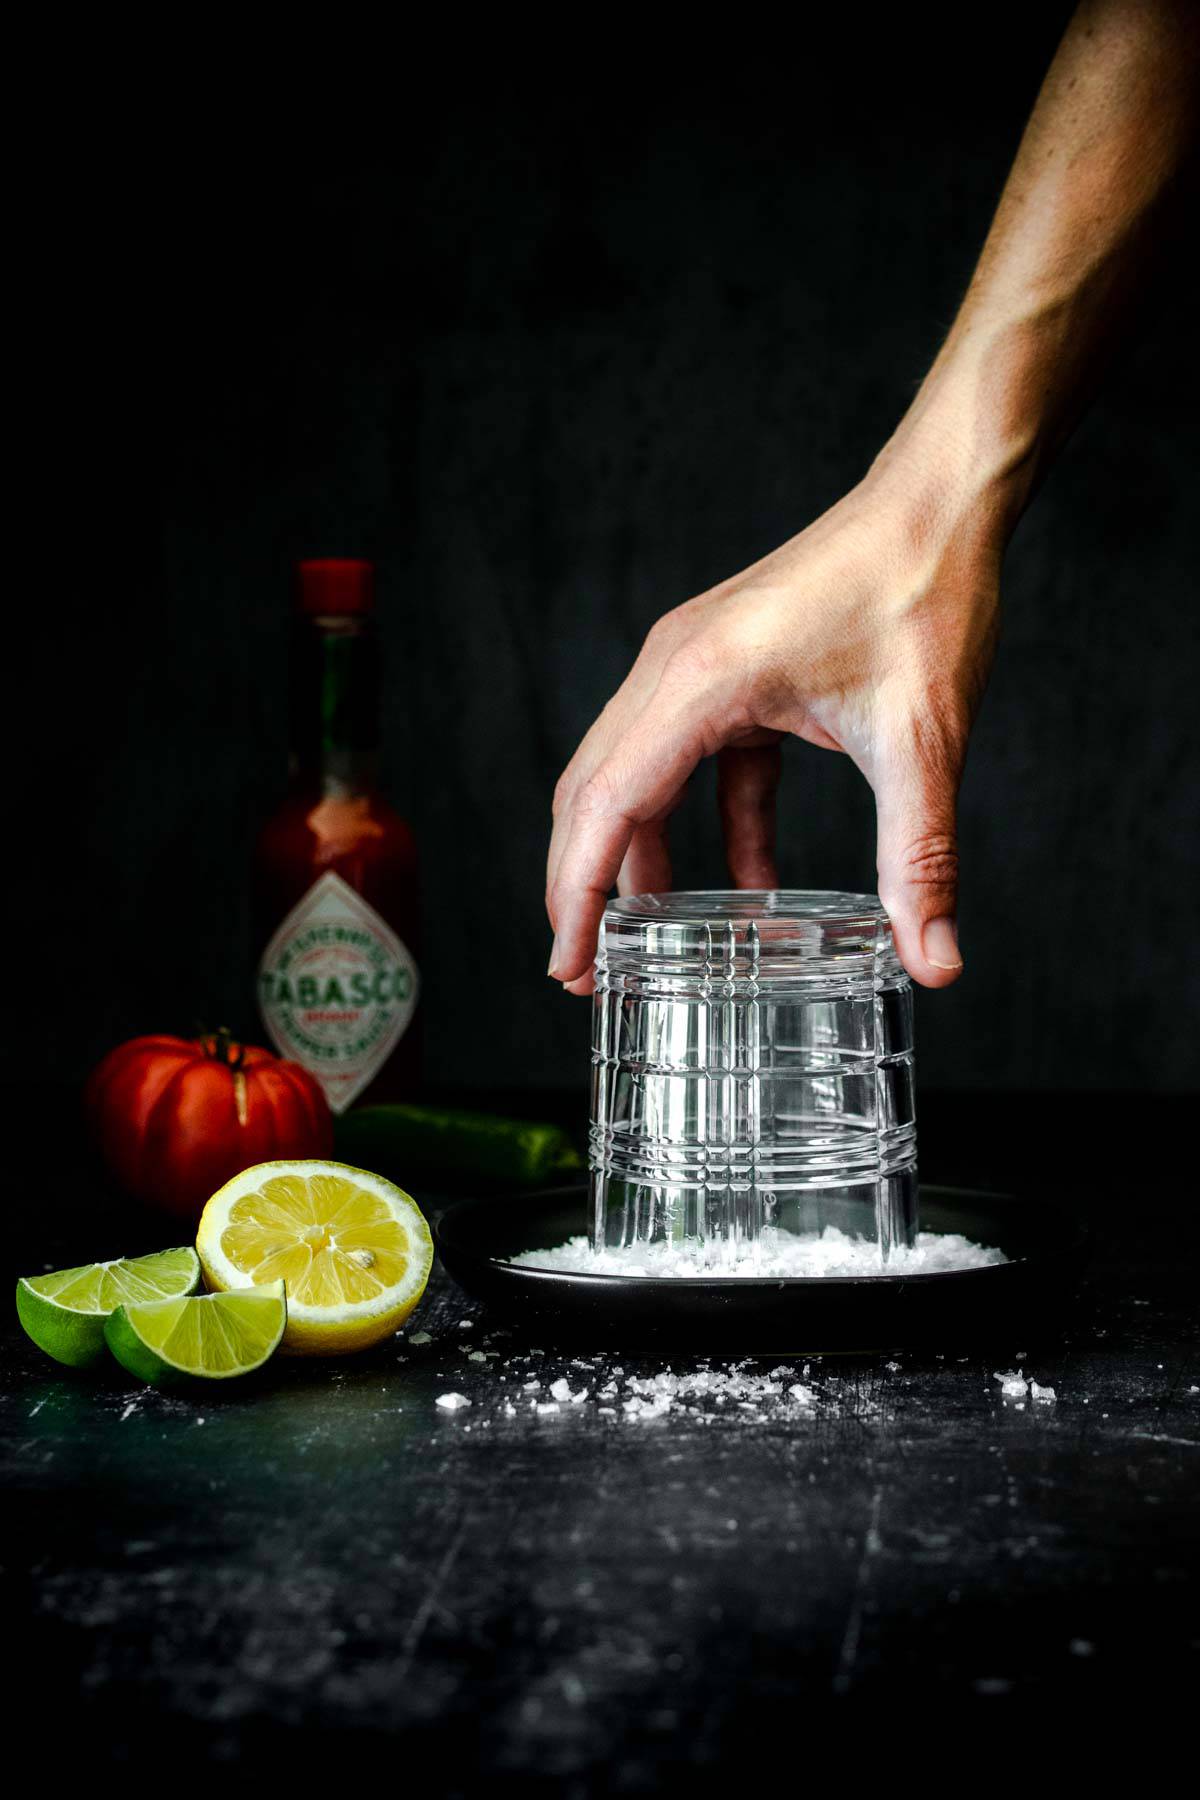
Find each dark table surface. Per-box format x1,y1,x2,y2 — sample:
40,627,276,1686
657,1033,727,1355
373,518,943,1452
3,1089,1197,1780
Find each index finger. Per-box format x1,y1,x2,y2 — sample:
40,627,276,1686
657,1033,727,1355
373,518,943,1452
547,695,714,986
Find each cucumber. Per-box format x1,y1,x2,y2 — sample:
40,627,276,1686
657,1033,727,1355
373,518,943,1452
333,1102,584,1188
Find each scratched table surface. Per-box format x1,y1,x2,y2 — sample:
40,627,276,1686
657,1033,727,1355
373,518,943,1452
2,1089,1197,1778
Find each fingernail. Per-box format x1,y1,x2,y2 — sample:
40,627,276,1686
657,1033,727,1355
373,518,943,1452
547,936,562,978
923,916,963,971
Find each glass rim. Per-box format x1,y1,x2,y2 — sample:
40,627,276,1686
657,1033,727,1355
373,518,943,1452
603,888,889,927
598,889,899,976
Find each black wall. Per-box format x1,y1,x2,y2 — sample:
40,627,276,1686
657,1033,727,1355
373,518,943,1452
28,11,1199,1097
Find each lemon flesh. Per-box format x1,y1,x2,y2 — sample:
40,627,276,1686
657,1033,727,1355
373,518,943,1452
196,1160,432,1356
104,1282,287,1384
16,1247,202,1368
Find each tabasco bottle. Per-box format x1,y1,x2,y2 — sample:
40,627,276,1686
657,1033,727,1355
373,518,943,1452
254,559,420,1113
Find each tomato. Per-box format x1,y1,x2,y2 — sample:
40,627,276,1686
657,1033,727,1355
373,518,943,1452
86,1030,334,1219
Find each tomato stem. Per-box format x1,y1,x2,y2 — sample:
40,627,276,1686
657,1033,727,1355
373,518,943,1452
197,1025,247,1074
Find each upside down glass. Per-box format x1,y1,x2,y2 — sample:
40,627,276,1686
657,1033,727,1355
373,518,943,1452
589,892,917,1264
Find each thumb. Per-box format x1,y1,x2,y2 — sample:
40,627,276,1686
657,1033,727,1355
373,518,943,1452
874,742,964,989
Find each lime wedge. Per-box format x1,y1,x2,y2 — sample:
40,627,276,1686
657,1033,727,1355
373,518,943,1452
16,1247,202,1368
104,1281,287,1384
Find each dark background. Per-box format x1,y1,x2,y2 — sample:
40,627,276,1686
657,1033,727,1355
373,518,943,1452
25,6,1199,1101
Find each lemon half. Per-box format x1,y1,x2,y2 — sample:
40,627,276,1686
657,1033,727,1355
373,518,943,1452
196,1160,432,1356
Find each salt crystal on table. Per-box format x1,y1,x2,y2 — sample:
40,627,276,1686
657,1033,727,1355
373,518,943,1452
467,1351,487,1363
993,1369,1029,1398
408,1331,432,1345
549,1378,572,1401
1030,1381,1057,1402
436,1393,471,1411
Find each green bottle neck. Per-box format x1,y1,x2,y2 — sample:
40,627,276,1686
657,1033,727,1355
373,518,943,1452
291,614,381,795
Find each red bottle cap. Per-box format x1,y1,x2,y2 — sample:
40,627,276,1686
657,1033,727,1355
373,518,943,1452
295,559,375,616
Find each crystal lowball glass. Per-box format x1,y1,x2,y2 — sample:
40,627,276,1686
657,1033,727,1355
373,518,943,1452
589,891,917,1263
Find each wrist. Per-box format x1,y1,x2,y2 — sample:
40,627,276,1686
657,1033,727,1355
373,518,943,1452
873,338,1047,546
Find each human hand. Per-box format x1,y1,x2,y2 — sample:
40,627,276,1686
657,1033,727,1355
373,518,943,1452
545,435,1010,995
546,1,1199,997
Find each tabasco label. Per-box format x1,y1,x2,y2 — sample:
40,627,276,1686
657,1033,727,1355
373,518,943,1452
258,870,419,1113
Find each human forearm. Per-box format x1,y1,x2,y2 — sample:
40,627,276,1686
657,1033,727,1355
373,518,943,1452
883,0,1198,534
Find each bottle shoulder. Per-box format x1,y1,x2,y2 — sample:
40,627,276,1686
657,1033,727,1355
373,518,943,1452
256,787,417,870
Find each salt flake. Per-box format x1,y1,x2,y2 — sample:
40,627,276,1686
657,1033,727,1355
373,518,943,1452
993,1368,1029,1399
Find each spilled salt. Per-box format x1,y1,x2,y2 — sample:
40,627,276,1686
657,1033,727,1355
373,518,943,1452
614,1366,822,1421
508,1224,1006,1280
994,1369,1029,1398
435,1392,471,1411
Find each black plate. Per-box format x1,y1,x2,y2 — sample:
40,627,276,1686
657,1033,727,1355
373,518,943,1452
435,1184,1085,1354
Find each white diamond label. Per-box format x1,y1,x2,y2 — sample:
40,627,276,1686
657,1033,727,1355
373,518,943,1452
258,870,419,1113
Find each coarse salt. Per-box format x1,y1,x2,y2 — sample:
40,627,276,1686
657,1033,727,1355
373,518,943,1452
508,1224,1006,1280
993,1368,1029,1398
435,1393,470,1411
